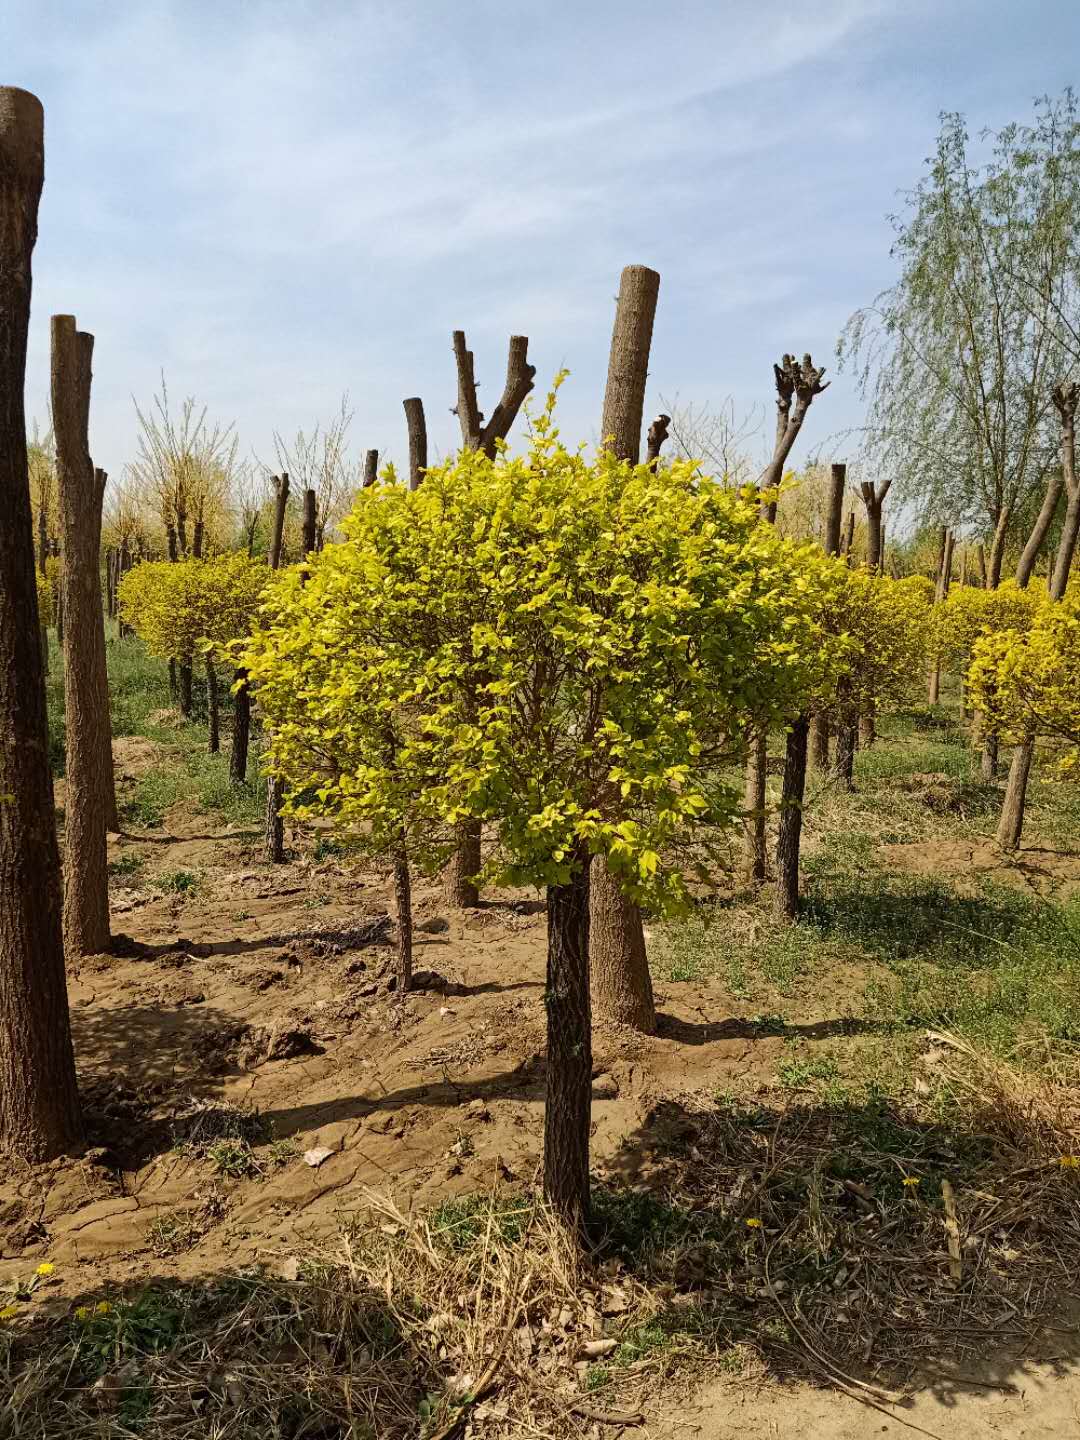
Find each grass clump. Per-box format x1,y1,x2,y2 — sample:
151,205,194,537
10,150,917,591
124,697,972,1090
155,868,201,895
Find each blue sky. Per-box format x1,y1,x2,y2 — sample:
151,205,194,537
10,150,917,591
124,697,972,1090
6,0,1080,479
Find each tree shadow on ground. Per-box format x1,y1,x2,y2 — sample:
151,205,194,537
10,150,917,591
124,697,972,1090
592,1088,1080,1414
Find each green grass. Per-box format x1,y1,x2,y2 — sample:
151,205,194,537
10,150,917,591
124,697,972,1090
155,868,201,895
108,851,146,879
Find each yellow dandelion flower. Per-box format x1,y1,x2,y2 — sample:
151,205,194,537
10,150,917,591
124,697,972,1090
35,1263,55,1277
745,1217,763,1229
95,1301,112,1316
74,1306,90,1322
902,1177,921,1188
1058,1156,1079,1169
0,1305,18,1321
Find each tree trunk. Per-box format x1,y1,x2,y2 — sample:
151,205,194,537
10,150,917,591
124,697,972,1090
230,666,250,783
1016,471,1063,587
841,510,855,561
404,398,427,491
589,264,661,1029
544,843,592,1235
443,819,481,908
393,848,413,992
178,658,193,717
362,448,378,489
863,496,883,571
996,737,1034,851
263,476,290,861
205,654,219,754
52,318,113,954
809,715,830,771
168,657,177,701
987,509,1011,589
1050,485,1080,597
0,87,84,1160
741,728,768,883
264,774,284,864
858,711,876,747
302,487,316,556
589,854,655,1032
774,716,809,922
833,713,856,790
981,732,999,782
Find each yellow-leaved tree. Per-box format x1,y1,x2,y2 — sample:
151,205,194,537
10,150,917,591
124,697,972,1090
243,386,832,1233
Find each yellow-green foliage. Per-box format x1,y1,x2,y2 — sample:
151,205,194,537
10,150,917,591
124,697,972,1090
816,570,932,718
968,579,1080,769
35,567,54,628
244,387,844,908
932,580,1046,668
118,553,267,662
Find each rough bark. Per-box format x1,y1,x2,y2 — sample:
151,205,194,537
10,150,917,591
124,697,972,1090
774,716,809,922
544,843,592,1234
178,659,193,718
599,265,660,463
841,510,855,560
362,449,378,489
230,667,250,783
928,529,954,705
833,712,856,790
981,733,999,782
302,487,316,556
53,317,114,953
996,737,1034,850
997,383,1080,850
393,848,413,993
589,853,656,1032
987,508,1011,589
976,543,987,587
859,476,893,572
452,331,536,458
1016,471,1064,588
263,474,290,863
761,355,830,523
810,463,846,769
591,265,660,1028
741,729,769,883
403,398,427,491
443,820,481,909
205,655,219,754
646,412,671,468
0,87,84,1160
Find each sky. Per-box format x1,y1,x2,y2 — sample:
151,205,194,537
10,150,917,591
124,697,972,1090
5,0,1080,483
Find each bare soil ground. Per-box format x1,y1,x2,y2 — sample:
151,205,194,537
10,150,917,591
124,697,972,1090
5,718,1080,1437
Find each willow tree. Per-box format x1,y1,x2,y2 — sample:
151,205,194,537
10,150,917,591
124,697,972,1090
840,98,1078,585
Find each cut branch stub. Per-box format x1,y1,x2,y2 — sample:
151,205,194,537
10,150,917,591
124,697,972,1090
362,449,378,489
646,413,671,468
600,265,660,464
403,398,427,491
760,353,830,517
452,331,536,459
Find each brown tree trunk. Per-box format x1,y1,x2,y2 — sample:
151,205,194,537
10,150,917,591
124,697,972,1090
996,737,1034,851
0,87,84,1160
302,487,316,556
811,463,845,767
205,654,219,754
928,529,954,705
393,847,413,993
443,819,481,908
841,510,855,560
362,448,378,489
995,384,1080,851
403,398,427,491
741,728,768,883
264,475,290,863
230,667,250,783
178,658,193,717
987,508,1011,589
589,854,655,1032
774,715,809,922
544,843,592,1235
833,712,856,790
52,317,113,953
1016,471,1063,588
981,732,999,781
976,543,987,587
589,264,661,1028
